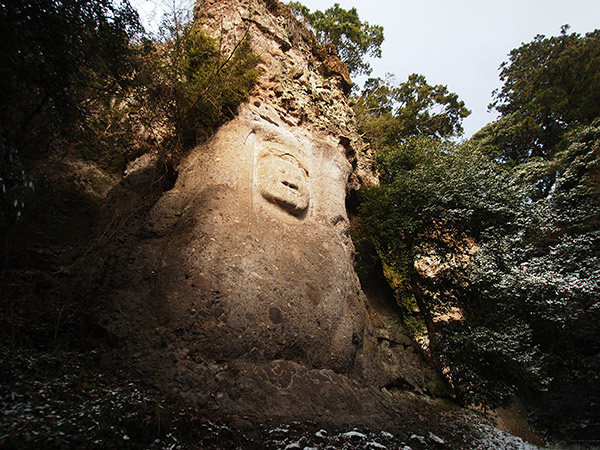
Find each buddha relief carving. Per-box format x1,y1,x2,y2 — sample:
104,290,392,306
256,148,310,217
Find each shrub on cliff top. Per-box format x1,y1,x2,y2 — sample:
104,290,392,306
133,20,262,155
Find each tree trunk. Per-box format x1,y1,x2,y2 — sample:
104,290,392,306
409,271,435,341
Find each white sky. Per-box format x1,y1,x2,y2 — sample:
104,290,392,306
132,0,600,138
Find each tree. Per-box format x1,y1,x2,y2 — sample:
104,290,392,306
467,28,600,435
0,0,142,228
358,137,546,410
134,18,262,153
514,122,600,437
0,0,142,147
477,26,600,164
353,22,599,432
288,2,384,77
353,77,544,410
355,74,470,151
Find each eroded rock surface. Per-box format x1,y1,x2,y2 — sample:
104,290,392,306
98,0,440,427
141,110,367,374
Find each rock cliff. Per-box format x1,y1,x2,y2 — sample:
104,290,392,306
98,0,441,431
0,1,553,446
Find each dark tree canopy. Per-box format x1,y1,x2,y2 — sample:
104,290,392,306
0,0,142,145
0,0,142,227
479,26,600,164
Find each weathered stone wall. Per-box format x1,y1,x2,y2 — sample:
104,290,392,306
193,0,377,188
98,0,440,425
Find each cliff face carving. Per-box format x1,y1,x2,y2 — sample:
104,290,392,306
144,108,366,374
99,0,439,426
126,0,371,375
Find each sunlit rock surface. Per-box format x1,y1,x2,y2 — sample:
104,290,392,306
142,104,367,374
99,0,440,428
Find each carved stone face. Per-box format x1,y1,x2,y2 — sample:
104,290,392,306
124,108,365,376
256,150,309,216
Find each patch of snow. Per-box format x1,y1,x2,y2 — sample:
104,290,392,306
472,422,541,450
366,441,388,449
429,432,445,444
410,434,426,444
340,430,368,440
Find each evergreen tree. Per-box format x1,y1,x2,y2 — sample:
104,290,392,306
356,28,600,422
288,1,384,77
358,137,547,410
355,74,470,151
516,122,600,437
475,26,600,164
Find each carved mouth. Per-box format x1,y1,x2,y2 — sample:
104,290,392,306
282,181,299,191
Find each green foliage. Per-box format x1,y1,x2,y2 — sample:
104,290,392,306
437,322,545,411
350,14,599,433
361,138,486,291
459,122,600,433
0,0,142,225
176,24,261,148
135,22,262,153
0,0,142,148
479,26,600,164
361,138,523,265
356,74,470,151
288,1,384,76
437,31,599,425
449,36,600,429
515,122,600,435
551,120,600,230
358,136,547,410
384,266,427,338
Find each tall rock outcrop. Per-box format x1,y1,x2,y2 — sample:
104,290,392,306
98,0,440,429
